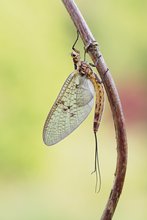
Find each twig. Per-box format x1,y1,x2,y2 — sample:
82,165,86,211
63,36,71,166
61,1,128,219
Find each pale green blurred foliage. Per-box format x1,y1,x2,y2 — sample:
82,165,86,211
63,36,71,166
0,0,147,220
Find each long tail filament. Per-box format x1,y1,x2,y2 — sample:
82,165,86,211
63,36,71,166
91,132,101,193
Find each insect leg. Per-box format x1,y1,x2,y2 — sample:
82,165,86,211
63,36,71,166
72,30,80,51
85,40,98,52
84,41,98,61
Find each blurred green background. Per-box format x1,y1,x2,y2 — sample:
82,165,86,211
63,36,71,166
0,0,147,219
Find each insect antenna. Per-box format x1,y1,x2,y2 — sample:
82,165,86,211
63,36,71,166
72,30,80,51
91,132,101,193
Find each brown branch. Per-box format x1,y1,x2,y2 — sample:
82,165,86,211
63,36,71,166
61,1,128,219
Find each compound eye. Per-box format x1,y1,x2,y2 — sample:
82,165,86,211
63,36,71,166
71,52,76,57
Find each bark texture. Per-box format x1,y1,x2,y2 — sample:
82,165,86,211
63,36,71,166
62,1,128,219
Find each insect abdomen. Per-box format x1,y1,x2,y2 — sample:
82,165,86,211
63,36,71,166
92,74,105,132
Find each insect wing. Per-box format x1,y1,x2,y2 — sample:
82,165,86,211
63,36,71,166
43,71,95,146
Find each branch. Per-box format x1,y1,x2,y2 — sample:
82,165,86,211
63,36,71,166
61,1,128,219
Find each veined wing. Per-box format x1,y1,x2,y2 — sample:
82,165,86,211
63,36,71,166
43,71,95,146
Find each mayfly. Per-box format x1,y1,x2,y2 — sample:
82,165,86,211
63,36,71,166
43,34,105,191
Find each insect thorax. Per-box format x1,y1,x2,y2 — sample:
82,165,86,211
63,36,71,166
78,61,93,78
71,50,93,78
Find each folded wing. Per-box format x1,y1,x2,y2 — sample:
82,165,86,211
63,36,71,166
43,71,95,146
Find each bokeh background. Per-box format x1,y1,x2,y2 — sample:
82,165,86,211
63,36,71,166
0,0,147,219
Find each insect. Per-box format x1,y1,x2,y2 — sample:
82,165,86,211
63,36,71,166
43,34,105,191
